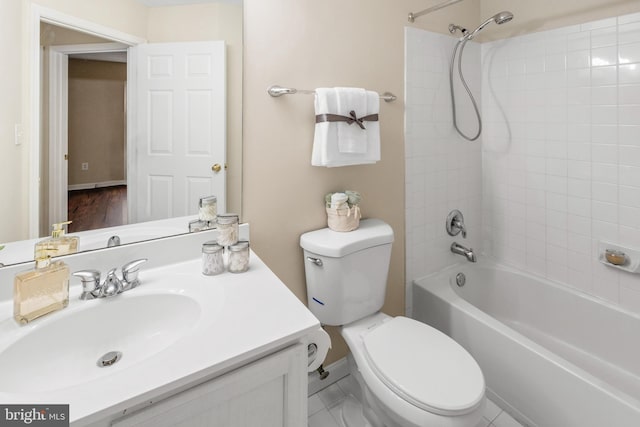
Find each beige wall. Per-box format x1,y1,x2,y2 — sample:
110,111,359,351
68,59,126,187
243,0,478,364
0,1,26,243
147,3,243,217
32,0,147,39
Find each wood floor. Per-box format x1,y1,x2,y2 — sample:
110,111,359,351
68,185,127,233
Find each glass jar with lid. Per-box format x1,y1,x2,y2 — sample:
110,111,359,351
198,195,217,223
228,240,250,273
202,241,224,275
216,213,239,246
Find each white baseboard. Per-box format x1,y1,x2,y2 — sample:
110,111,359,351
68,180,126,191
308,356,350,396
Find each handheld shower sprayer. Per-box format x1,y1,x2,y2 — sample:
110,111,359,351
449,11,514,141
449,11,513,41
466,11,514,40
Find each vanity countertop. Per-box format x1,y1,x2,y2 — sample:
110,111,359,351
0,250,320,426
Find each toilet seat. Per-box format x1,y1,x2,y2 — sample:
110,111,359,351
362,316,484,416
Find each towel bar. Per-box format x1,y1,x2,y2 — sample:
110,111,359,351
267,85,397,103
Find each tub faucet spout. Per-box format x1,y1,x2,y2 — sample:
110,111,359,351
451,242,476,262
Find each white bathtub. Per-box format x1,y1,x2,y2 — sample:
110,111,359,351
412,260,640,427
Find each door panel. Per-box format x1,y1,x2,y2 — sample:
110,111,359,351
130,41,226,223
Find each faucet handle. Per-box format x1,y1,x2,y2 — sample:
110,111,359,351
446,209,467,239
72,269,101,300
453,219,467,238
121,258,148,289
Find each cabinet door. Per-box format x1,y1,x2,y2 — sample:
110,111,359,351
112,344,307,427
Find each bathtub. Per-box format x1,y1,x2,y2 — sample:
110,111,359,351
412,260,640,427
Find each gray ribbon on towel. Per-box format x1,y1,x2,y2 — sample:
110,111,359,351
315,110,379,130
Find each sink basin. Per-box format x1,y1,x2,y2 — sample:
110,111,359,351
0,293,200,393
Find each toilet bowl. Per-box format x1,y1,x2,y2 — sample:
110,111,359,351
300,219,485,427
341,312,485,427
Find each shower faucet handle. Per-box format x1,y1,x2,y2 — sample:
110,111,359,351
446,209,467,238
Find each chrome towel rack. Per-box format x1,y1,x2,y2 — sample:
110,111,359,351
267,85,397,103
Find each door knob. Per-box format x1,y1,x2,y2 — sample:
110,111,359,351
212,163,222,173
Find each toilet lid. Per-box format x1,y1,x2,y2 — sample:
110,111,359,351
363,317,484,416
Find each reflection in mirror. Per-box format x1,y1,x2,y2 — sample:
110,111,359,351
0,1,242,267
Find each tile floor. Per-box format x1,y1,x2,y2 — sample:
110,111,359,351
308,375,526,427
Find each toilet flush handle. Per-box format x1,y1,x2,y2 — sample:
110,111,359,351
306,257,323,267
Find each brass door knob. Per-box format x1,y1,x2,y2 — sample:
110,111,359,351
212,163,222,173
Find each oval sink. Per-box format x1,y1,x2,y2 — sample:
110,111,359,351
0,293,200,393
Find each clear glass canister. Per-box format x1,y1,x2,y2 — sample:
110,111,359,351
189,219,208,233
202,241,224,275
228,240,250,273
216,213,239,246
199,196,217,222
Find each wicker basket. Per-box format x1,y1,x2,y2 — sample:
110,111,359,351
326,205,361,232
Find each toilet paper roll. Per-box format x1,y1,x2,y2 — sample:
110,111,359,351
306,327,331,372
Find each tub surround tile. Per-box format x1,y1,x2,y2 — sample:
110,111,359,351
404,27,484,314
478,12,640,315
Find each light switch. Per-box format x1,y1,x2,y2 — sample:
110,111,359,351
14,124,23,145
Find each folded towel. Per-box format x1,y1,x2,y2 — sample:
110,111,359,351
312,88,338,167
336,87,367,154
312,87,381,167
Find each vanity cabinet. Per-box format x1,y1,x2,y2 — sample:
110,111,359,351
112,344,307,427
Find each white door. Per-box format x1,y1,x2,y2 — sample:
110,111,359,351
129,41,226,224
48,47,70,229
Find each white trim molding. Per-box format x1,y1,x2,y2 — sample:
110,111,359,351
68,181,127,191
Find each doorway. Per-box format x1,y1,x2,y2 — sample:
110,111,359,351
65,54,128,233
45,31,129,235
31,7,144,238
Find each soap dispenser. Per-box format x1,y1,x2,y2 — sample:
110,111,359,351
34,221,79,259
14,253,70,325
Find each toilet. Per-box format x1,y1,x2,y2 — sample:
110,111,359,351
300,219,485,427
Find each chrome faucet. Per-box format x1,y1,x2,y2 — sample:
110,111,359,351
73,258,148,300
107,235,121,247
451,242,476,263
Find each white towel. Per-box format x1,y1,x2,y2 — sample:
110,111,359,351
312,87,381,167
336,87,367,153
312,88,338,167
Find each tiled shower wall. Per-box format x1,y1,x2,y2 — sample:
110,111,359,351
482,13,640,313
406,12,640,315
404,28,483,314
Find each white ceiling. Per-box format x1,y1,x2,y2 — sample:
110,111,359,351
136,0,240,6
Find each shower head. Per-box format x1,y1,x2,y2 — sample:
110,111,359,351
494,11,514,25
465,11,513,40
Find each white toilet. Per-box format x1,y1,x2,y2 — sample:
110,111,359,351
300,219,485,427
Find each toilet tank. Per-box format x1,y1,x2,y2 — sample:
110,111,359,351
300,219,394,326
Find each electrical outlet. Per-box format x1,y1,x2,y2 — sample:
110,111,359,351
81,162,89,171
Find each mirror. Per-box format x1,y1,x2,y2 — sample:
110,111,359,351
0,0,242,267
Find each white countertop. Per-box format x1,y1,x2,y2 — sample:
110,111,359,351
0,250,320,425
